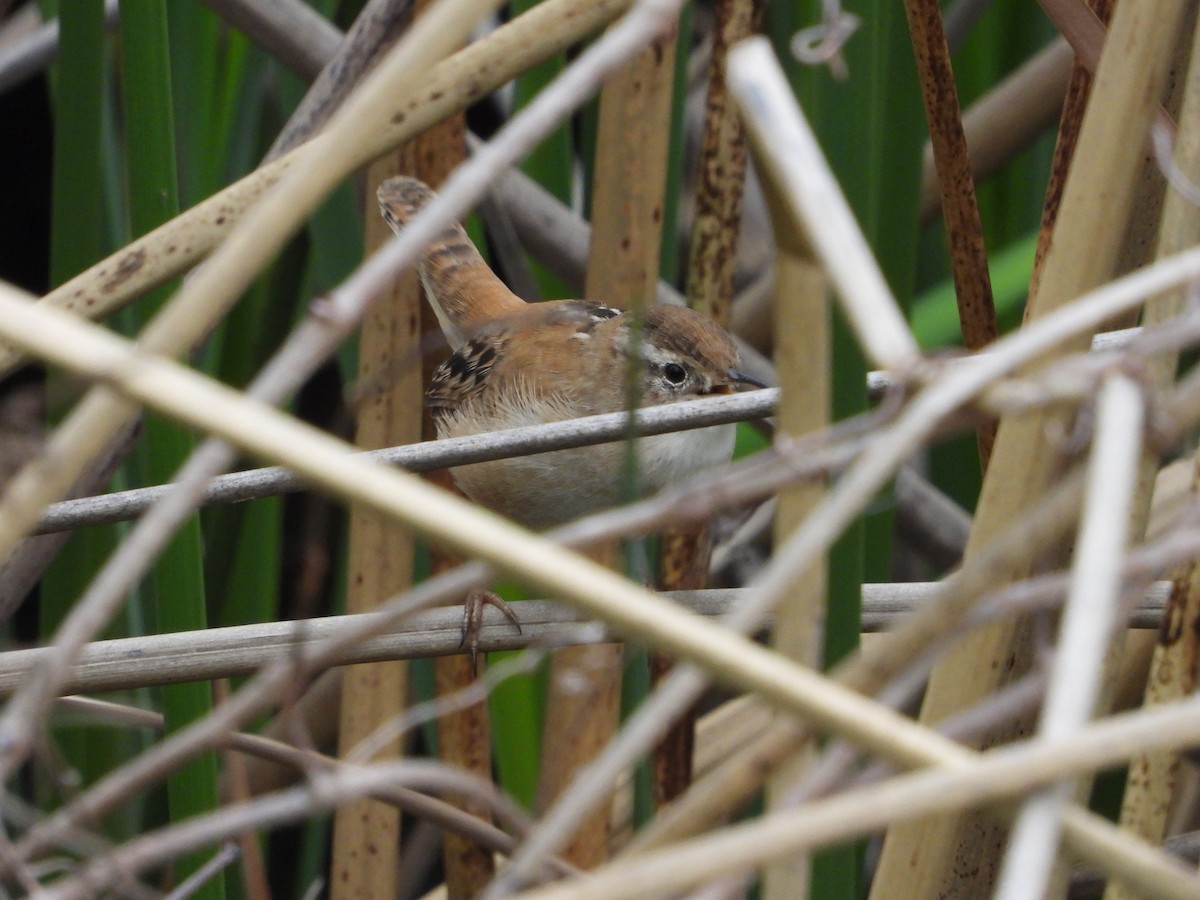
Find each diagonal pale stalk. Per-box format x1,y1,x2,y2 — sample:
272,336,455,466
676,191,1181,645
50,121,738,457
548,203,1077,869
868,1,1193,896
995,374,1144,899
725,40,919,374
1106,8,1200,893
36,692,1200,900
0,0,633,574
533,6,680,866
514,691,1200,900
1,250,1199,895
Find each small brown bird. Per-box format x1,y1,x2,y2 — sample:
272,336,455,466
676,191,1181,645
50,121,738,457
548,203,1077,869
378,176,763,662
378,176,763,530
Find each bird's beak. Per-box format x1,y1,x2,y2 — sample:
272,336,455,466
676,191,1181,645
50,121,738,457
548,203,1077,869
728,368,768,389
707,369,768,395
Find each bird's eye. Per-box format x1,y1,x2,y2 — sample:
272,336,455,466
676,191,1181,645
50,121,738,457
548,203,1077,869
663,363,687,385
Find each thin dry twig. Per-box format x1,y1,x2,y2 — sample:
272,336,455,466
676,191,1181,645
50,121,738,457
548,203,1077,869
32,389,778,535
41,761,530,900
0,583,1172,697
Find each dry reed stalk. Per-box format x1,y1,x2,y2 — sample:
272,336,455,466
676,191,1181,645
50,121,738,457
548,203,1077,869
1105,10,1200,893
653,0,758,807
869,1,1192,895
685,0,756,327
732,33,834,896
1027,0,1114,311
918,37,1073,223
534,11,680,863
995,373,1145,897
516,690,1200,900
761,201,829,898
904,0,996,463
331,110,424,900
1108,468,1200,899
0,585,1176,696
409,116,499,900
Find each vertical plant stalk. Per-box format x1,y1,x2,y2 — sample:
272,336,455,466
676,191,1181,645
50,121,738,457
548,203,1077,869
653,0,758,808
533,546,625,868
411,94,498,900
903,0,997,464
40,0,109,647
732,15,831,900
685,0,757,325
329,5,423,887
1026,0,1115,311
39,0,119,836
120,2,223,897
869,1,1192,896
329,169,418,897
761,222,830,899
532,15,680,867
1105,12,1200,894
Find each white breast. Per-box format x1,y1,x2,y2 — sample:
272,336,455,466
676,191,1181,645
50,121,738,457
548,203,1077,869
440,400,735,531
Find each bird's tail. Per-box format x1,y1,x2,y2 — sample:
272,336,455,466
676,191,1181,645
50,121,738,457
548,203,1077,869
377,176,525,349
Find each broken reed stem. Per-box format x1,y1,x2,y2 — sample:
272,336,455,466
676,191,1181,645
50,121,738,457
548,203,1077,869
726,37,919,373
329,23,430,888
